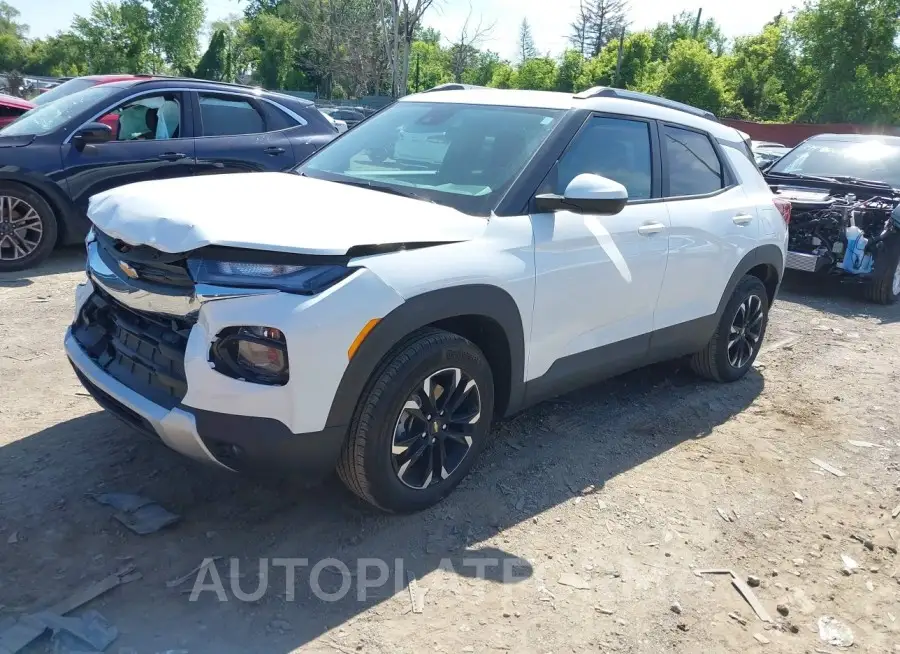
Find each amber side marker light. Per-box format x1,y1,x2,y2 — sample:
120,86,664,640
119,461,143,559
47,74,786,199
348,319,381,360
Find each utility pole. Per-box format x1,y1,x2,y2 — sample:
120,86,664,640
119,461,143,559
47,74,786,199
414,53,420,93
692,8,702,39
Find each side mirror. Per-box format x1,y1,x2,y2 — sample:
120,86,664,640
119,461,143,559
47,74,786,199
72,122,113,151
534,173,629,215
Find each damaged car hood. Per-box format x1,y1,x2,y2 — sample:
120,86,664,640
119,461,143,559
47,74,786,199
87,172,489,255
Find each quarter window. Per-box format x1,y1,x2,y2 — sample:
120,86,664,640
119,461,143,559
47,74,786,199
555,116,653,201
663,125,724,197
198,94,265,137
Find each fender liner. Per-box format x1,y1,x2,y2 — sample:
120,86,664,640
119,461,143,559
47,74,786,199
324,284,526,429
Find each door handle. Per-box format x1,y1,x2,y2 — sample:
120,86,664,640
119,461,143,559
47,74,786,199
638,222,665,236
732,213,754,225
157,152,187,161
264,146,286,155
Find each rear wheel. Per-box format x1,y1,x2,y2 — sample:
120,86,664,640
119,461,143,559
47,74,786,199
691,275,769,383
337,328,494,513
0,182,57,272
865,237,900,305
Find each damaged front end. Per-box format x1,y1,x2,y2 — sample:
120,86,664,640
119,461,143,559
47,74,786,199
776,186,900,278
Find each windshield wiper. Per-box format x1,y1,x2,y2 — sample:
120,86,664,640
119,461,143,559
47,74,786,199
821,175,892,189
330,178,436,203
765,171,842,184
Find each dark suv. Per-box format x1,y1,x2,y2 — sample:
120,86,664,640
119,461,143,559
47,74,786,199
0,78,338,271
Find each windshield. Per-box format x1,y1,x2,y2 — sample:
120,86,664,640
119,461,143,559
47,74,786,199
770,139,900,187
0,85,121,136
297,101,564,215
32,78,99,106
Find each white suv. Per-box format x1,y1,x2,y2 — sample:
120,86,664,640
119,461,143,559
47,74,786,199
66,86,788,513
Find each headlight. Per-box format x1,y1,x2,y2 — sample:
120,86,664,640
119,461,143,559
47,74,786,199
187,259,353,294
85,227,96,246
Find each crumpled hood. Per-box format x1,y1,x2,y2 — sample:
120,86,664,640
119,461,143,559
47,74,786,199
87,172,488,255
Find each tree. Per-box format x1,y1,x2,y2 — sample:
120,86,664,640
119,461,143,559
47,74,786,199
0,1,28,72
447,6,494,83
569,0,591,56
516,56,557,90
583,0,629,57
646,38,728,114
489,62,517,89
246,11,297,89
574,31,653,91
725,22,796,121
152,0,206,74
556,49,585,92
195,28,230,80
650,10,726,60
791,0,900,123
25,33,89,77
518,18,537,62
209,15,253,82
71,0,156,73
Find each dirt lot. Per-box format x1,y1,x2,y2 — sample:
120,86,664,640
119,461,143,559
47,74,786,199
1,248,899,654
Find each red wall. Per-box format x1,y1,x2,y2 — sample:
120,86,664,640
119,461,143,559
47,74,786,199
721,119,900,147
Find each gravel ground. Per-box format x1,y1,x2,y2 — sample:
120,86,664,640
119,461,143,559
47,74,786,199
1,248,899,654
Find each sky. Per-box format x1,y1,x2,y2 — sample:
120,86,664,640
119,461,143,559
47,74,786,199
15,0,800,61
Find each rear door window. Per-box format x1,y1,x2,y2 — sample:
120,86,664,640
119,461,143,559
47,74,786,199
198,94,265,137
663,125,724,197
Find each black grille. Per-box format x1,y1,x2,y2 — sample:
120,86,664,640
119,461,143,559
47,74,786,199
73,288,194,409
95,229,193,288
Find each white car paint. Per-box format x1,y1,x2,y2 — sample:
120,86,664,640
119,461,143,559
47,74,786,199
87,172,489,255
68,85,787,486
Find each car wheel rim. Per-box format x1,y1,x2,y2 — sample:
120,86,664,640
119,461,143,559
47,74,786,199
727,294,764,369
391,367,481,490
0,196,42,261
893,259,900,296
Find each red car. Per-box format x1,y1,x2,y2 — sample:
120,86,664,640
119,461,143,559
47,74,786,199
32,74,148,107
0,93,34,128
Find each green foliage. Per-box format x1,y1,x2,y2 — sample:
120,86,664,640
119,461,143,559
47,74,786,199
489,63,518,89
152,0,205,74
516,57,558,91
645,39,728,114
195,28,230,80
791,0,900,123
246,12,296,89
650,10,726,60
7,0,900,126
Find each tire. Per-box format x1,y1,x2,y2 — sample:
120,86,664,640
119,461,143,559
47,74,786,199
691,275,770,383
0,182,57,272
337,328,495,513
864,236,900,305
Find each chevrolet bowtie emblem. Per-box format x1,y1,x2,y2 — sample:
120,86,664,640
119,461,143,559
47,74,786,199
118,261,139,279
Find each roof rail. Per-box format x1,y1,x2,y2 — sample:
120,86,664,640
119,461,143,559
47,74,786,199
132,75,258,90
421,83,488,93
574,86,718,121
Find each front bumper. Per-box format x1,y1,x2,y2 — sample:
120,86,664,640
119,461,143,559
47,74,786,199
66,327,347,475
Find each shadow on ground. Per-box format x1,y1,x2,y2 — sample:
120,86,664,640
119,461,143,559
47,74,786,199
0,358,763,652
779,270,900,324
0,246,85,287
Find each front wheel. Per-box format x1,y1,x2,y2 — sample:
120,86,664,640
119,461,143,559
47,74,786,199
691,275,770,383
0,182,57,272
337,328,494,513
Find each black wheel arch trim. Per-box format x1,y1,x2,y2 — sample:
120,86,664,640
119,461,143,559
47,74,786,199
715,244,784,321
324,284,526,430
0,172,82,244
